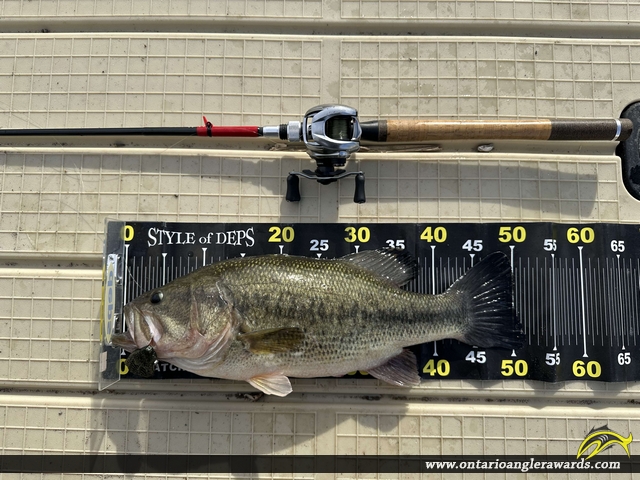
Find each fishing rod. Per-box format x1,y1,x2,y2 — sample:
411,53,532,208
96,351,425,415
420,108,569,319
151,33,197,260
2,103,638,203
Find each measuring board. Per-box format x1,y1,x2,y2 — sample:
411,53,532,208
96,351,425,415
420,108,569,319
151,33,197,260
100,222,640,388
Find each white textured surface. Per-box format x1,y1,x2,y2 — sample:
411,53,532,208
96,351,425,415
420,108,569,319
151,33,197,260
0,5,639,478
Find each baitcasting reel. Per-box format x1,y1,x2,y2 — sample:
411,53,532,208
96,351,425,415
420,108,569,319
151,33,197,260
276,105,366,204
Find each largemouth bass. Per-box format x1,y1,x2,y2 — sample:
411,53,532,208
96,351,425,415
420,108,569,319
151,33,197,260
111,249,522,396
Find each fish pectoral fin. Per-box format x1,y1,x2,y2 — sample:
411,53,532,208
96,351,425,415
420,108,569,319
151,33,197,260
248,373,292,397
238,327,305,354
367,349,421,387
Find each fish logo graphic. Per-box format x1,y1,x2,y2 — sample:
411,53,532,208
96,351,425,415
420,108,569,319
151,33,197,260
576,425,632,459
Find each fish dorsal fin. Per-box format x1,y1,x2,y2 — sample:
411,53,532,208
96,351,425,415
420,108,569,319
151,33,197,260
239,327,305,354
341,248,418,287
248,373,292,396
368,349,421,387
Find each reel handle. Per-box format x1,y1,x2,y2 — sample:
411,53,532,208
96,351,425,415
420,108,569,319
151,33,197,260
354,173,366,204
285,174,301,202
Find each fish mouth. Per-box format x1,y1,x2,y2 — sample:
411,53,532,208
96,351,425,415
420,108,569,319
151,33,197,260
109,304,149,352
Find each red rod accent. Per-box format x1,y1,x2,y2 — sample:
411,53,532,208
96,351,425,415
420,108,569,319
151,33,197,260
195,126,260,137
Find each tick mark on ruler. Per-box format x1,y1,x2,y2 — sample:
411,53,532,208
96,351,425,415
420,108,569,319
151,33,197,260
578,246,588,358
162,253,167,286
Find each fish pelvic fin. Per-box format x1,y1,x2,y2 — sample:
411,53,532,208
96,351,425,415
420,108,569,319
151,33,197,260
239,327,306,354
447,251,524,350
341,248,419,287
368,349,421,387
248,373,292,396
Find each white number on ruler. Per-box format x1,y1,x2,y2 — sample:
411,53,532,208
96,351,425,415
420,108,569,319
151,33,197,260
462,240,483,251
618,352,631,365
611,240,625,252
386,239,405,250
545,353,560,366
310,239,329,252
543,239,557,251
465,351,486,364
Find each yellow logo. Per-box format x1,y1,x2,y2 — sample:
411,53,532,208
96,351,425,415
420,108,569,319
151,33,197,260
576,425,632,459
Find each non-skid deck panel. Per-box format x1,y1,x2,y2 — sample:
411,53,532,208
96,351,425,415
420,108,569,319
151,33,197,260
0,151,634,256
0,0,324,19
1,393,638,459
0,35,638,130
340,0,640,24
340,39,640,120
0,0,639,28
0,35,324,129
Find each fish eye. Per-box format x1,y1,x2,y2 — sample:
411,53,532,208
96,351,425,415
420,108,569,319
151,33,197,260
150,291,163,304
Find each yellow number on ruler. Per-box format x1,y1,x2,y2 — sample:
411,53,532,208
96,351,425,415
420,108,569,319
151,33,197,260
420,226,447,242
498,226,526,243
572,360,601,378
567,227,595,244
422,359,450,377
344,226,370,243
501,359,528,377
122,225,134,241
269,226,295,243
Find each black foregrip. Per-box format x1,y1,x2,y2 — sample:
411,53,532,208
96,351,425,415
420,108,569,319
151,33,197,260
549,119,633,141
360,120,387,142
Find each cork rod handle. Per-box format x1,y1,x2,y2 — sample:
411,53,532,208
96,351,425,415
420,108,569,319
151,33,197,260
360,119,633,142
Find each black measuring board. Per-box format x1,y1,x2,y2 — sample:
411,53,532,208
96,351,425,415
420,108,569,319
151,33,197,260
111,222,640,384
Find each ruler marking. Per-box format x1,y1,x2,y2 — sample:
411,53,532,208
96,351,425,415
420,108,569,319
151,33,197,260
534,257,538,347
617,255,626,350
599,258,611,344
629,258,640,346
624,258,632,346
142,256,146,294
431,246,437,356
631,257,637,343
551,254,557,351
591,260,601,346
578,247,588,358
153,255,157,289
568,258,574,345
590,258,600,347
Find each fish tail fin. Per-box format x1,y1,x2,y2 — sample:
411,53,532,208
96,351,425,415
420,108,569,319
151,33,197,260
447,252,524,350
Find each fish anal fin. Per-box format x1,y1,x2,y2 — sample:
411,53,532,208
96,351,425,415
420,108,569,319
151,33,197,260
248,373,292,397
368,349,421,387
341,248,418,287
239,327,305,354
